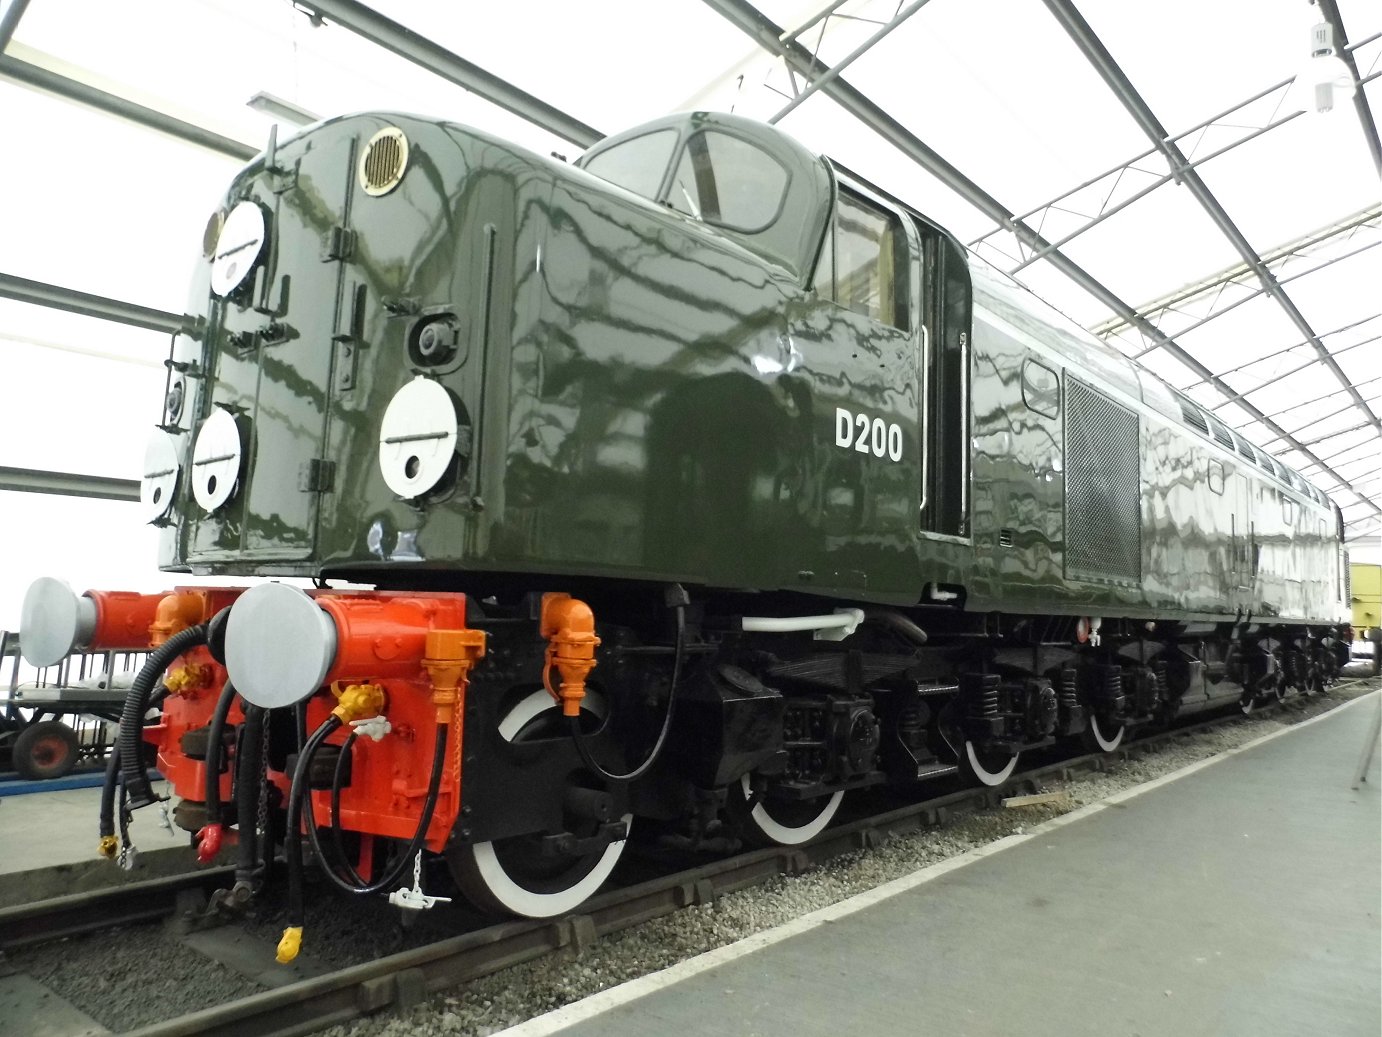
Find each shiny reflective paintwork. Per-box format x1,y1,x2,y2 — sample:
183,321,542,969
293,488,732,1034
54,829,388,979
967,262,1342,624
158,111,1346,628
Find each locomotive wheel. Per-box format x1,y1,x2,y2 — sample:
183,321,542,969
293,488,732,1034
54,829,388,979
449,690,630,919
1081,714,1125,753
960,740,1019,787
729,774,844,848
13,720,80,780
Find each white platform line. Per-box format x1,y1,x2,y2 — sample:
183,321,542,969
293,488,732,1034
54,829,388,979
494,690,1379,1036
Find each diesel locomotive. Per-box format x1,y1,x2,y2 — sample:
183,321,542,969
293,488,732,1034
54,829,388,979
19,110,1350,954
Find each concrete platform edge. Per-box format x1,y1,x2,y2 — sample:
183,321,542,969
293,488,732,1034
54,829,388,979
496,690,1382,1037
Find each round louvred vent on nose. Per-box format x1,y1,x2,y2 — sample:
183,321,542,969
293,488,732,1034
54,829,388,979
359,127,409,197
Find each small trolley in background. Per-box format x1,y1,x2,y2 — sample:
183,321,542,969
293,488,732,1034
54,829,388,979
0,631,148,781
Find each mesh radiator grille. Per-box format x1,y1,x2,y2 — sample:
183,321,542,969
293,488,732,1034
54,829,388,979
1065,378,1141,583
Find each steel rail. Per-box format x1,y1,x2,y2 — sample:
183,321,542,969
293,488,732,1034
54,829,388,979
0,0,30,53
0,50,257,161
0,271,188,335
1318,0,1382,178
0,866,236,951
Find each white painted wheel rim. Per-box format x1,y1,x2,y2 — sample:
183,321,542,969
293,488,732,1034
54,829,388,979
739,773,843,845
1088,714,1125,752
964,740,1019,787
467,689,628,918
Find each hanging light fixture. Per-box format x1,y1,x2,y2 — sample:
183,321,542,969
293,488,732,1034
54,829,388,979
1291,14,1357,115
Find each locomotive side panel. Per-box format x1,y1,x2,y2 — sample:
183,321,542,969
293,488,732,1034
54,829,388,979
967,316,1069,610
1140,411,1236,617
523,171,797,588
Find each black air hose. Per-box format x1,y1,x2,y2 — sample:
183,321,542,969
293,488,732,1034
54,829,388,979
119,624,208,809
281,714,342,962
233,703,265,888
98,686,169,858
304,723,448,895
568,598,685,784
197,679,240,844
281,716,448,961
327,729,361,877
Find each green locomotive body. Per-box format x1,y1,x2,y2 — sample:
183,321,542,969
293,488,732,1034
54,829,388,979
163,110,1345,628
21,109,1344,922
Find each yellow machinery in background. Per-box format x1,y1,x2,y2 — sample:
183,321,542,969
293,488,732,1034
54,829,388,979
1350,562,1381,674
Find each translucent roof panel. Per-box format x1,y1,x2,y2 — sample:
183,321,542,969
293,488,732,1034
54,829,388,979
0,492,163,629
1194,103,1382,251
0,80,239,312
0,304,166,475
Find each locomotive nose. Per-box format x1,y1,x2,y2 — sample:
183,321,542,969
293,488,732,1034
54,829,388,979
19,577,98,667
224,584,339,709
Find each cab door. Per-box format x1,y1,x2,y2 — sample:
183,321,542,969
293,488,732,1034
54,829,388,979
782,184,920,598
913,221,971,540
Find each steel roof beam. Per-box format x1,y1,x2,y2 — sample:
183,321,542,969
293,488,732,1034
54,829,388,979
0,0,30,53
969,36,1381,272
1127,240,1378,362
770,0,936,125
1043,0,1381,438
1095,205,1380,341
702,0,1380,518
0,272,188,335
1183,314,1378,393
301,0,603,149
0,466,138,502
1319,0,1382,178
0,51,256,161
1263,377,1382,433
1191,316,1380,414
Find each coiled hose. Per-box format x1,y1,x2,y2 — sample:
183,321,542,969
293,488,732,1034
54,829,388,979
568,597,685,784
118,624,208,809
305,723,448,895
280,716,449,962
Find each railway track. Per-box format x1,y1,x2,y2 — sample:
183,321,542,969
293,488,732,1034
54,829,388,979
2,680,1374,1037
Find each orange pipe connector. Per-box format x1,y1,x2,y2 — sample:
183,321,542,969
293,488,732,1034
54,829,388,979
149,590,212,646
84,591,169,651
423,629,487,724
540,593,601,718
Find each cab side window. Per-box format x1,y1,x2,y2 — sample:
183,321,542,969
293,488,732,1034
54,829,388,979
1022,360,1060,418
583,129,678,199
814,190,908,330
